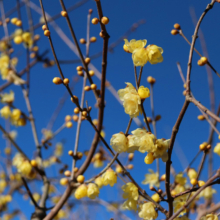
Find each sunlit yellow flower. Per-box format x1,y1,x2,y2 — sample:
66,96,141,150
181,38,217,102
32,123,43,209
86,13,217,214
122,182,139,200
199,186,216,200
6,70,26,85
74,184,87,199
213,143,220,156
0,106,11,119
118,83,141,118
146,44,163,64
0,55,10,70
132,48,148,66
153,138,170,162
11,109,21,121
0,91,14,104
142,169,159,188
0,180,7,193
110,133,128,153
187,168,197,180
151,193,160,202
138,86,150,99
124,39,147,53
201,214,218,220
54,209,67,220
138,202,158,220
144,152,154,164
174,197,187,216
54,143,63,157
0,41,8,52
87,183,100,199
175,173,187,186
122,199,138,211
22,32,33,48
93,159,104,168
102,168,117,187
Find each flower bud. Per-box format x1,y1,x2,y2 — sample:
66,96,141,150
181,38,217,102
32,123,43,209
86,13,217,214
95,177,104,188
91,18,99,25
65,115,72,122
63,78,69,85
190,178,197,185
75,184,87,199
11,18,18,24
155,115,161,121
147,76,156,84
197,59,205,66
76,152,83,159
74,167,78,173
87,183,100,199
61,11,67,17
116,165,123,173
31,160,37,167
174,23,181,30
101,17,109,25
44,30,50,37
128,153,134,161
85,57,90,64
66,121,73,128
80,38,86,44
15,20,22,26
82,111,87,117
171,29,179,35
74,107,80,114
77,175,85,183
60,178,69,185
77,71,84,76
90,37,97,43
53,77,62,85
144,152,154,164
73,115,79,122
200,142,208,151
160,174,166,181
138,86,150,99
197,115,205,120
89,70,95,76
64,170,71,177
151,193,160,202
84,86,91,91
91,84,97,90
99,31,104,38
14,36,23,44
68,150,74,156
200,57,208,64
127,164,134,170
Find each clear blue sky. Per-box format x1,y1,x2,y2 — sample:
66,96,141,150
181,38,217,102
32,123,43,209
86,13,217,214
1,0,220,219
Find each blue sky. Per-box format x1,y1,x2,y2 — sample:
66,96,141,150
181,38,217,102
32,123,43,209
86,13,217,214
1,0,220,219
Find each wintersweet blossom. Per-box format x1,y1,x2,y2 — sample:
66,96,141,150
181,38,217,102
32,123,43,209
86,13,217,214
102,168,117,187
124,39,147,53
138,202,158,220
142,169,159,188
138,86,150,99
74,184,88,199
122,182,139,201
110,132,128,153
122,199,138,211
199,186,216,200
95,177,104,188
187,168,197,180
146,44,163,64
0,91,14,104
153,138,170,162
201,214,218,220
132,48,149,66
174,197,187,216
213,143,220,156
175,173,187,186
87,183,100,199
118,83,141,118
0,180,7,193
6,70,26,85
0,106,11,119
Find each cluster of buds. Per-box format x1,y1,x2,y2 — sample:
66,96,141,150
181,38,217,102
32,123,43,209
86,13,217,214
171,23,181,35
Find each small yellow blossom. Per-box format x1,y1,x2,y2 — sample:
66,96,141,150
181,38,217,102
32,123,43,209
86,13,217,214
122,182,139,201
87,183,100,199
201,214,218,220
22,32,33,48
138,202,158,220
110,133,128,153
138,86,150,99
142,169,159,188
175,173,187,186
102,168,117,187
118,83,141,118
153,138,170,162
132,48,148,66
174,197,187,216
93,159,104,168
187,168,197,180
74,184,88,199
6,70,26,85
54,143,63,157
199,186,216,200
0,106,11,119
95,177,104,188
151,193,160,202
122,199,138,211
146,44,163,64
42,129,53,140
0,91,14,104
124,39,147,53
11,109,21,121
144,152,154,164
0,180,7,193
54,209,67,220
213,143,220,156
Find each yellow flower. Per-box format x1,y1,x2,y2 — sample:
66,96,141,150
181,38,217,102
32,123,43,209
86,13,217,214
213,143,220,156
54,209,67,220
138,202,158,220
174,197,187,217
0,91,14,104
0,106,11,119
0,55,10,71
187,168,197,180
95,177,104,188
144,152,154,164
142,169,159,188
93,159,104,168
122,182,139,200
138,86,150,99
146,44,163,64
55,143,63,157
87,183,100,199
199,186,216,200
151,193,160,202
124,39,147,53
30,193,40,205
118,83,141,118
75,184,88,199
122,199,138,211
0,180,7,193
102,168,117,187
42,129,53,140
22,32,33,48
201,214,218,220
6,70,26,85
110,133,128,153
132,48,148,66
11,109,21,121
175,173,187,186
153,138,170,162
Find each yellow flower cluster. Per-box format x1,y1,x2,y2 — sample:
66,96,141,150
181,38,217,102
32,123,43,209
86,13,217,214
138,202,158,220
0,106,26,126
201,214,218,220
13,29,33,48
0,195,12,209
142,169,160,188
118,83,142,118
75,183,100,200
12,153,36,179
124,39,163,66
121,182,139,211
